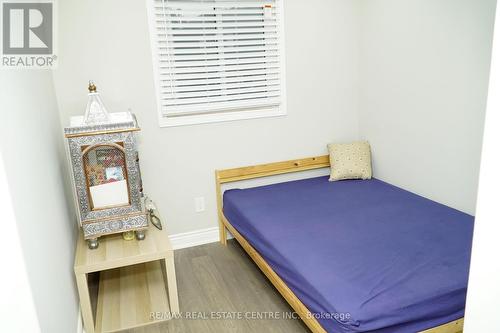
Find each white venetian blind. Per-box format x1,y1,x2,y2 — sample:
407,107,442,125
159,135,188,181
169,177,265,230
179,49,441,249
152,0,284,118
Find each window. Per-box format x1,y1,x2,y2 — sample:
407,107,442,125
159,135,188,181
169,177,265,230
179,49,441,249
148,0,286,126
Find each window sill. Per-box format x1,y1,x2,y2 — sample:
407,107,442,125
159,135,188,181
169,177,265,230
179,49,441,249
158,107,286,127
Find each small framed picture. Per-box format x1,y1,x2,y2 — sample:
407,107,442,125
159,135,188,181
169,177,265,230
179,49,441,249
105,166,124,182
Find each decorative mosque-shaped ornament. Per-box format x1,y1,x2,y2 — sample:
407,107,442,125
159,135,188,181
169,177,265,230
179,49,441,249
64,82,148,249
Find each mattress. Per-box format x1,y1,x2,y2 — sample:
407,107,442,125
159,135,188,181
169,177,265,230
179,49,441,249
223,176,474,333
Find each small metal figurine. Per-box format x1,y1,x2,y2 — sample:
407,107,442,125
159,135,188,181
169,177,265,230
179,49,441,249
145,196,163,230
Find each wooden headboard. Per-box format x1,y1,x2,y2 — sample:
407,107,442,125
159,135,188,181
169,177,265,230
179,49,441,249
215,155,330,184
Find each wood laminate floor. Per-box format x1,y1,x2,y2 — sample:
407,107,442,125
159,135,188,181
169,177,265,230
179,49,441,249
126,239,308,333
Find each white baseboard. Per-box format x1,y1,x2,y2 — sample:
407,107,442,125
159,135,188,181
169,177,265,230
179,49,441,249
169,226,221,250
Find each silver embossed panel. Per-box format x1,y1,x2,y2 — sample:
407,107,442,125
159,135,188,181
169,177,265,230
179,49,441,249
82,214,148,238
65,112,147,238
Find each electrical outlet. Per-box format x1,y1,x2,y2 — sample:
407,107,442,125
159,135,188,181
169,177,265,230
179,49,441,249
195,197,205,212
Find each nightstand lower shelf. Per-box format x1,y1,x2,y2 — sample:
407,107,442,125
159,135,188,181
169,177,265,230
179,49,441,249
74,226,179,333
95,261,171,333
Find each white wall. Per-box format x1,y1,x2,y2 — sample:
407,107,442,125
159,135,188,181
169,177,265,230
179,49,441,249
53,0,361,235
0,71,79,333
0,153,40,332
359,0,496,214
464,2,500,329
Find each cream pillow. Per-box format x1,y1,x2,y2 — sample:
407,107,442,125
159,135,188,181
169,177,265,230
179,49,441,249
328,141,372,181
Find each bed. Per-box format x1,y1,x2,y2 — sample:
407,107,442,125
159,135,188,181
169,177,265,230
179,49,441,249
215,155,472,333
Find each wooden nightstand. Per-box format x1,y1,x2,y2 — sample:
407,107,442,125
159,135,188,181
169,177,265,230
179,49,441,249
74,226,179,333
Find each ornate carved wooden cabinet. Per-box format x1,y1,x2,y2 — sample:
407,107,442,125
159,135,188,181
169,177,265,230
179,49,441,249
65,85,147,249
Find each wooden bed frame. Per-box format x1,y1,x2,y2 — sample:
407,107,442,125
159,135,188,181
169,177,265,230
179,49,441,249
215,155,464,333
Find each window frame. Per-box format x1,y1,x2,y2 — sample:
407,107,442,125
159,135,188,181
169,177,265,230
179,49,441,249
146,0,287,127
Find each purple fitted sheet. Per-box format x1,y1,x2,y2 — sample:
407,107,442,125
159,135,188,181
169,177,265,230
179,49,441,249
223,176,474,333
